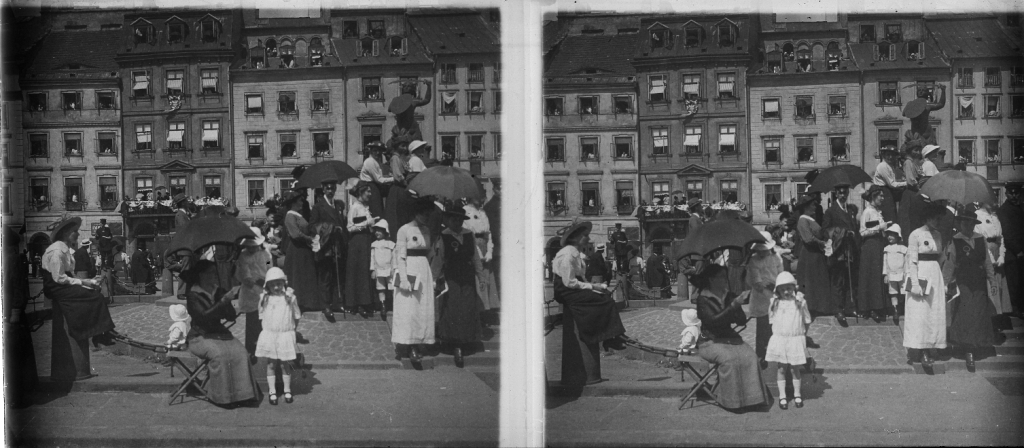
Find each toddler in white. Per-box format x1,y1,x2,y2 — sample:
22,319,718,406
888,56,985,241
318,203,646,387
766,271,812,410
677,309,702,355
883,224,908,325
165,304,190,350
371,219,396,320
256,267,302,405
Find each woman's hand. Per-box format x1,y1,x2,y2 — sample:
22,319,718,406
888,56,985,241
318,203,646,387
400,279,412,291
910,285,923,296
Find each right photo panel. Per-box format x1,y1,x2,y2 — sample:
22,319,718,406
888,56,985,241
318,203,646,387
542,8,1024,446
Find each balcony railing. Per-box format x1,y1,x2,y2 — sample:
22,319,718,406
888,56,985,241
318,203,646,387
582,204,601,216
637,205,692,221
616,204,635,215
546,203,567,216
65,201,84,211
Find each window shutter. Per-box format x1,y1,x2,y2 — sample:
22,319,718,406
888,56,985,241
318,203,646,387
372,40,379,56
402,38,408,55
664,31,674,50
873,45,879,61
888,44,895,61
920,42,925,58
355,40,361,54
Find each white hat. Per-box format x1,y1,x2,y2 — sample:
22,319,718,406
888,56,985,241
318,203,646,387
596,244,606,251
409,140,428,153
680,308,701,327
372,219,390,233
775,271,797,289
79,238,92,247
241,227,266,247
169,304,190,322
752,231,776,251
922,144,941,157
885,224,902,236
265,267,287,283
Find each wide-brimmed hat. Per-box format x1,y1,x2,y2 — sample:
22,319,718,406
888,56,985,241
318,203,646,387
51,217,82,242
922,144,941,157
955,207,980,224
752,231,776,251
409,140,429,153
443,203,469,220
560,221,593,247
794,194,817,212
775,271,798,289
79,238,92,247
680,308,701,327
265,267,287,283
241,227,266,247
169,304,190,322
365,141,386,153
280,190,305,206
687,197,702,208
885,224,902,236
372,219,390,234
172,193,188,205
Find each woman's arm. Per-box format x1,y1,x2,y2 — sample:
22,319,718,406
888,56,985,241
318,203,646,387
284,213,313,244
42,249,83,286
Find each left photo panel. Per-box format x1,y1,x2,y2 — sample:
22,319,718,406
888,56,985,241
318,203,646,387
2,4,503,446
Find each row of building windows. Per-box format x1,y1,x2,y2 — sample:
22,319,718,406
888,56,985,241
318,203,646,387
130,68,221,98
544,96,633,116
955,67,1024,89
131,121,221,152
243,91,333,114
542,136,634,161
645,179,740,206
546,180,636,216
648,21,737,50
28,132,119,157
26,91,117,111
248,36,329,68
245,131,334,159
28,176,120,210
440,90,501,114
644,73,736,102
131,15,222,45
956,94,1024,118
244,178,297,207
439,133,502,162
761,96,848,119
642,125,738,156
439,63,501,85
955,138,1024,164
760,135,851,164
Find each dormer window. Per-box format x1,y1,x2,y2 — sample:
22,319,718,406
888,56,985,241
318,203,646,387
684,26,702,47
279,44,296,68
310,38,325,66
388,36,407,57
265,38,277,57
167,20,186,43
782,42,794,61
368,20,385,39
826,49,842,71
200,17,219,42
766,51,783,73
860,25,875,42
358,37,378,57
796,45,812,72
717,23,734,47
133,23,154,44
885,24,902,42
250,45,265,68
907,40,924,60
650,28,670,49
875,42,895,61
342,20,358,38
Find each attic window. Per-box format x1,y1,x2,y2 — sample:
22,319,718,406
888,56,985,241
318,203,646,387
860,25,875,42
684,26,701,47
388,36,407,56
200,18,219,42
782,42,794,61
279,45,296,68
134,24,154,44
885,24,902,42
651,29,670,49
67,63,81,70
907,41,923,60
767,52,782,73
826,50,842,71
64,24,87,30
359,38,377,57
581,28,603,35
717,23,734,47
368,20,385,39
585,68,598,74
796,47,812,72
167,21,186,43
876,42,895,61
342,20,358,38
265,39,278,57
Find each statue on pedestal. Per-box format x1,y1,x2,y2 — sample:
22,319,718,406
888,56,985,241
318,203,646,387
387,80,432,152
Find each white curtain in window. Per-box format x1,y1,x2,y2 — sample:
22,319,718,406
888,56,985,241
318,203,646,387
650,78,666,95
133,76,149,90
137,133,151,143
166,79,183,90
247,96,262,108
167,130,183,142
653,132,667,147
764,100,779,112
720,133,735,145
719,81,734,92
443,92,457,104
683,82,699,94
202,78,217,88
684,134,701,146
959,96,974,108
202,130,218,142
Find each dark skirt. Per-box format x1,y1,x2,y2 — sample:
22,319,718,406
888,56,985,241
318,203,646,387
384,185,414,240
244,311,261,357
554,280,626,344
697,341,769,409
858,234,887,312
436,277,482,344
43,280,115,341
187,335,258,405
284,243,322,311
879,186,898,223
898,190,927,243
344,232,374,308
796,243,831,314
948,281,996,348
366,183,385,222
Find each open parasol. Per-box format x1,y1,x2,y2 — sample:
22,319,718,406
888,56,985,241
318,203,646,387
919,170,995,207
407,165,484,201
674,219,766,260
295,160,359,189
807,164,872,193
163,216,255,258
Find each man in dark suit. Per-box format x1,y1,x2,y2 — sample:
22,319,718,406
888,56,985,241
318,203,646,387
822,184,859,326
610,223,629,274
586,243,610,283
998,182,1024,318
310,179,346,321
95,219,114,269
646,246,671,299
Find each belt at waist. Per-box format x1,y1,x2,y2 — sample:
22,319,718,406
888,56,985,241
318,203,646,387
918,253,940,261
406,249,429,257
987,237,1001,243
866,220,880,228
474,232,488,238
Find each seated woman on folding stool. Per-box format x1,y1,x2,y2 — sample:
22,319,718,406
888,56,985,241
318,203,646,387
693,264,769,411
182,260,259,407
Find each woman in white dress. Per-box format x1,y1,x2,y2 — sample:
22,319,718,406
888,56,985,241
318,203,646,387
463,198,500,314
976,203,1014,329
903,204,948,368
390,199,438,362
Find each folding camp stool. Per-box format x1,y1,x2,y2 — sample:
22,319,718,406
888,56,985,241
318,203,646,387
166,350,211,405
677,353,721,409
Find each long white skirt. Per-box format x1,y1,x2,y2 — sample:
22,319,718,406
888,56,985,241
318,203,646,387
903,260,947,349
391,256,435,345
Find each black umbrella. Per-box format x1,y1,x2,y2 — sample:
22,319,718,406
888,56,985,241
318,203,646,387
295,160,359,189
675,219,765,260
407,165,484,201
920,170,995,206
807,164,872,193
163,216,255,258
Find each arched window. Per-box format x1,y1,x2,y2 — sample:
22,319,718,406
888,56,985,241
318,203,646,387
310,37,322,47
265,38,278,57
309,37,325,66
782,42,795,61
249,45,265,68
279,39,296,68
796,43,812,72
827,41,840,51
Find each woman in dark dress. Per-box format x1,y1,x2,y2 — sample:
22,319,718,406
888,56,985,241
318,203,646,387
858,185,889,321
945,208,996,372
182,260,259,406
384,139,411,239
435,203,482,367
281,191,322,311
345,181,378,318
793,194,831,315
130,242,154,287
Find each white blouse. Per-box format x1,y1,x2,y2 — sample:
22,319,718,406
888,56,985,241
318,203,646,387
860,204,886,237
347,200,374,233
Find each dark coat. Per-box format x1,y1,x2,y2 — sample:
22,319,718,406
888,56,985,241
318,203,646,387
822,202,859,262
73,247,95,277
610,230,629,257
585,251,610,279
130,249,153,285
95,226,114,252
998,201,1024,263
646,254,669,288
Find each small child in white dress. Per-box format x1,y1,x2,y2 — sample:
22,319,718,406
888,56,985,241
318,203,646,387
883,224,908,325
165,304,190,350
677,309,702,356
766,271,812,410
371,219,396,321
256,267,301,405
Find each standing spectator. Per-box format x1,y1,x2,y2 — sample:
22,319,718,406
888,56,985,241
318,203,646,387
73,239,96,279
281,191,322,312
173,194,190,231
235,230,271,363
384,139,412,239
687,198,705,236
130,241,154,290
883,225,907,325
345,181,380,319
822,185,859,326
391,199,439,362
794,194,831,318
464,197,500,313
95,219,114,269
944,207,996,372
371,220,395,318
872,148,907,222
997,182,1024,318
358,142,394,219
976,203,1014,329
626,247,644,302
610,223,629,274
746,231,783,367
646,246,671,299
310,179,346,320
586,244,610,283
435,203,483,367
858,185,888,322
903,204,949,369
